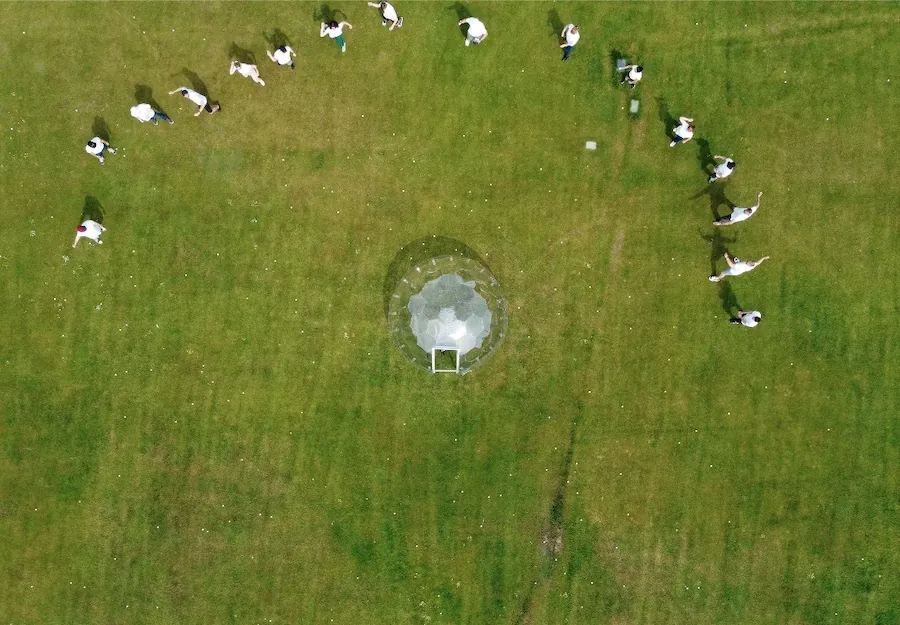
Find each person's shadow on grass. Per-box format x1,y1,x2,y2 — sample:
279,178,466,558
81,196,104,224
265,28,291,49
699,228,736,278
717,281,741,319
609,49,629,87
656,97,677,141
691,184,735,221
547,9,564,38
314,4,343,23
382,235,488,319
229,42,256,65
695,137,716,178
135,84,167,116
92,117,110,142
450,2,471,36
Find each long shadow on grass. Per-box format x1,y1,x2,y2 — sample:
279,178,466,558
695,137,716,177
135,84,166,116
382,236,488,319
609,49,628,87
699,227,737,278
314,4,343,23
449,2,472,37
547,9,564,38
691,185,734,221
92,117,110,142
229,42,256,64
264,28,291,49
656,97,677,141
718,281,741,319
81,196,104,224
513,411,579,625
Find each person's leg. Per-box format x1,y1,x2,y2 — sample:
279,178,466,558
669,136,683,147
152,111,172,124
729,318,740,324
562,46,572,61
396,16,403,27
335,35,345,51
465,33,471,46
713,215,731,226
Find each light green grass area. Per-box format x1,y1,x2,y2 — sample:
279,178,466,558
1,2,898,623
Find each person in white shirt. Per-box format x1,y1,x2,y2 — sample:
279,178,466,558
368,2,403,29
229,60,265,86
85,137,116,164
715,192,763,226
709,252,769,282
169,87,220,116
73,220,105,247
621,64,643,88
320,20,353,53
708,154,736,183
267,45,296,69
669,116,695,147
730,310,762,328
458,17,487,46
560,24,580,61
130,103,173,125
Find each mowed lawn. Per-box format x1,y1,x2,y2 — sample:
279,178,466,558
0,2,898,623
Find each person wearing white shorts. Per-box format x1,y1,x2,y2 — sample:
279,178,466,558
709,252,769,282
730,311,762,327
368,2,403,30
459,17,487,46
73,220,105,247
229,60,265,86
714,192,762,226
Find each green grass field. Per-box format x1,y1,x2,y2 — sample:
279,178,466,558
1,2,898,623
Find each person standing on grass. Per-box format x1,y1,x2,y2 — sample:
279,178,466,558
714,192,763,226
621,64,643,88
560,24,580,61
130,103,173,125
708,154,736,183
669,116,695,147
709,252,769,282
85,137,116,164
320,20,353,53
267,45,296,69
368,2,403,30
169,86,220,116
73,220,105,247
730,310,762,328
458,16,488,46
229,60,266,86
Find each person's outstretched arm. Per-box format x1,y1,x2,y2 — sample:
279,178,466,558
479,31,488,42
724,252,735,268
713,154,727,162
679,116,693,124
168,87,186,95
319,23,328,37
367,1,380,6
340,21,353,29
755,256,770,266
458,18,469,26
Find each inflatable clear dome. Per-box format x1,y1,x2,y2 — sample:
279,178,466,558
388,255,507,374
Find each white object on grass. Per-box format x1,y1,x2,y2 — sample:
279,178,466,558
630,99,640,114
585,141,597,150
616,58,627,72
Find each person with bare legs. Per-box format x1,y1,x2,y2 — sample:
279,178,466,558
708,154,736,183
169,87,220,116
73,220,105,247
714,192,762,226
267,45,296,69
669,116,695,147
229,60,265,86
368,2,403,29
709,252,769,282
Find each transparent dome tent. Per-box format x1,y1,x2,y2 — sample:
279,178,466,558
388,255,508,374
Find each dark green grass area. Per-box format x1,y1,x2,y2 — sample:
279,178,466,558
0,2,898,623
